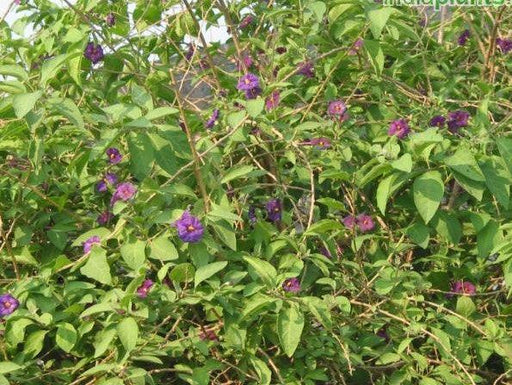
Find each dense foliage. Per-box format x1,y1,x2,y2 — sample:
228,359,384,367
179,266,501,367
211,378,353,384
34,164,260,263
1,0,512,384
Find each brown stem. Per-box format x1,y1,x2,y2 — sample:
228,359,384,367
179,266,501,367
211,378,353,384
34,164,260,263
170,71,211,212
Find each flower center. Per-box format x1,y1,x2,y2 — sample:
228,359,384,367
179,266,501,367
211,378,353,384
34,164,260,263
245,78,251,84
273,207,280,212
187,225,195,232
318,141,324,146
3,301,11,308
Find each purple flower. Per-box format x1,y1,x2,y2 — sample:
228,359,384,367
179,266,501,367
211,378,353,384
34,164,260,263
377,327,390,342
97,211,113,225
356,214,375,232
110,182,137,206
265,199,282,222
248,205,257,224
328,100,347,117
304,137,331,149
136,279,154,298
199,328,218,341
245,87,262,100
237,73,260,91
238,55,253,70
343,215,356,229
0,294,19,317
106,13,115,26
450,280,476,296
458,29,470,46
282,278,301,293
265,91,280,111
388,119,410,139
83,236,100,254
239,15,254,29
276,47,287,54
106,148,122,164
206,109,219,129
419,16,427,28
96,173,117,193
496,38,512,54
429,115,446,128
296,61,314,78
174,211,204,243
319,246,331,259
185,44,195,60
84,42,104,64
447,110,470,133
348,38,364,55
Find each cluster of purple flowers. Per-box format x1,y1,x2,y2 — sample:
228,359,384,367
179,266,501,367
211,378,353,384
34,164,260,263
328,100,349,122
429,110,470,133
388,119,410,139
84,42,104,64
282,277,301,293
343,214,375,233
199,328,219,341
205,109,219,129
458,29,470,46
450,280,476,296
496,37,512,54
265,91,280,111
83,235,101,254
296,61,314,78
173,211,204,243
94,148,137,224
0,294,19,317
237,73,262,99
239,15,254,29
348,38,364,56
136,279,154,298
265,199,282,223
105,13,115,27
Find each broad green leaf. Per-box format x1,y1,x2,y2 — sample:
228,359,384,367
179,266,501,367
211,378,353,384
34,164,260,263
0,362,22,374
445,148,485,182
480,158,510,209
145,106,179,120
376,173,397,215
120,239,146,271
477,220,501,258
366,7,394,39
496,137,512,177
12,91,42,118
391,153,413,173
244,256,277,286
94,327,117,358
24,330,48,358
452,171,485,201
40,53,76,86
277,303,304,357
56,323,77,353
194,261,228,287
170,263,195,283
0,65,28,81
432,211,462,244
149,236,179,261
364,40,384,76
80,247,112,285
245,98,264,118
250,357,271,385
413,171,444,224
117,317,138,355
304,219,343,236
128,132,155,180
456,296,476,317
221,165,255,184
301,296,332,329
407,223,430,249
48,98,85,129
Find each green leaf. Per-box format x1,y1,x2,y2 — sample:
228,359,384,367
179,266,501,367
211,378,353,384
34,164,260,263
117,317,138,355
120,239,146,271
456,296,476,317
445,148,485,182
80,247,112,285
496,137,512,177
376,174,397,215
364,40,384,76
12,91,43,118
245,98,265,118
413,171,444,224
391,153,413,173
0,65,28,81
56,323,77,353
170,263,195,283
477,220,501,258
304,219,343,236
194,261,228,287
145,106,179,120
432,212,462,244
452,171,485,201
244,256,277,287
94,327,117,358
0,362,22,374
40,52,76,86
301,296,332,329
149,236,179,261
48,98,85,129
128,132,155,180
480,158,510,209
211,220,237,251
277,303,304,357
24,330,48,358
250,357,271,385
407,223,430,249
366,7,394,39
221,165,255,184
